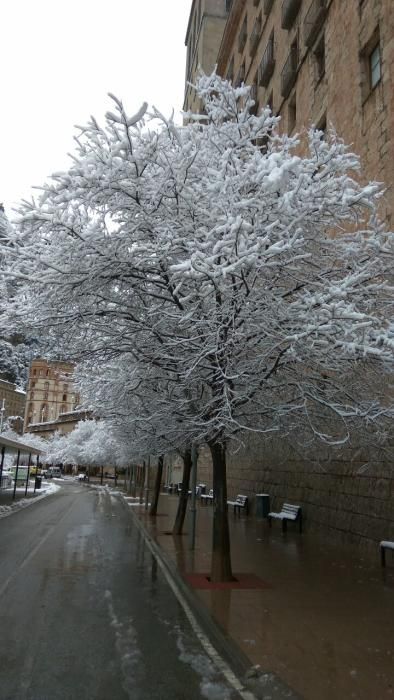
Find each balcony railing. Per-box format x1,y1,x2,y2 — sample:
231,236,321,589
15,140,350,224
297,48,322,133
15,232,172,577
264,0,275,15
281,0,301,29
259,36,275,87
303,0,327,47
281,45,298,97
249,16,262,56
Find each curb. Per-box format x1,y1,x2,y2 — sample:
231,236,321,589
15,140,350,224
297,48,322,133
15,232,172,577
121,495,301,700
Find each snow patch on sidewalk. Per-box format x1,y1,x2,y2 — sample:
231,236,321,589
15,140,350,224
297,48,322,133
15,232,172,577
175,627,236,699
0,482,61,520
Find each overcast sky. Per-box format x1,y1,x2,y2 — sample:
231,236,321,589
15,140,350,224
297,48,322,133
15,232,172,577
0,0,191,212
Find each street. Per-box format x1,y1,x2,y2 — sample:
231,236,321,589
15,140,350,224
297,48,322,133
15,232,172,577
0,481,241,700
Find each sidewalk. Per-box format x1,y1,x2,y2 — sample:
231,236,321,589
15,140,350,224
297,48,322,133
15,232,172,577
128,491,394,700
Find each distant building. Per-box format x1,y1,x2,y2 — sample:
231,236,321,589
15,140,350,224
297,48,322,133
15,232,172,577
185,0,393,224
0,378,26,433
184,0,230,114
27,408,93,438
24,359,80,432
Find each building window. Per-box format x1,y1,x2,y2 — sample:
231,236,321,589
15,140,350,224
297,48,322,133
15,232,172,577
33,369,36,376
44,392,48,399
238,15,248,54
314,34,325,83
361,29,381,102
60,404,67,414
46,369,50,377
235,60,245,86
250,13,262,57
45,381,49,389
31,381,36,388
62,394,67,401
369,43,381,89
288,92,297,133
281,36,298,98
227,56,234,82
30,391,35,399
40,404,48,422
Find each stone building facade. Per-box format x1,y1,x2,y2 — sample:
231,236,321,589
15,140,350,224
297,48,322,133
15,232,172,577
182,0,394,555
184,0,231,113
27,409,92,438
24,359,79,432
185,0,393,224
0,379,26,432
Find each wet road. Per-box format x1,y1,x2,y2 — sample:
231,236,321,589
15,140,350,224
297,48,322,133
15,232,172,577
0,481,241,700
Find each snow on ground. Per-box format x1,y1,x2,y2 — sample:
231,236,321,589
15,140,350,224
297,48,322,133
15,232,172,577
0,481,61,520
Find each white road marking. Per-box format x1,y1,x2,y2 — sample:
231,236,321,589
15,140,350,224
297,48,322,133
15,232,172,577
133,516,257,700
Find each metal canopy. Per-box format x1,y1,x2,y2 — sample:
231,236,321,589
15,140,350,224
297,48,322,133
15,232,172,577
0,435,43,455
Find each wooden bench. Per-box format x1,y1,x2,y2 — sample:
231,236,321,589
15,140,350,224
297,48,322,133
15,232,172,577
227,494,248,516
380,540,394,567
200,489,213,505
268,503,302,532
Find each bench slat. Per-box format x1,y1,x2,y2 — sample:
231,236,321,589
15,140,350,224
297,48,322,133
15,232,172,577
268,502,302,533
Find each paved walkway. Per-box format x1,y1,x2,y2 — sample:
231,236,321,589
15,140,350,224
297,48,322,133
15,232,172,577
129,491,394,700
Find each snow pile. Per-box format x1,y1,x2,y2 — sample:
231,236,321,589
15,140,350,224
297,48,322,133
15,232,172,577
0,481,61,520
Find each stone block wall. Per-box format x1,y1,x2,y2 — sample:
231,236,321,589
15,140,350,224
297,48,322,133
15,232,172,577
195,433,394,557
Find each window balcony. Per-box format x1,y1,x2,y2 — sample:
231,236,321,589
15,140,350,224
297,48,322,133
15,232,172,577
281,0,301,29
249,16,262,56
259,35,275,87
303,0,327,47
264,0,275,15
281,45,298,98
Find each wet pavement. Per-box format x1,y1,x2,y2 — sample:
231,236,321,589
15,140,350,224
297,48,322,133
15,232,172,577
0,481,248,699
131,491,394,700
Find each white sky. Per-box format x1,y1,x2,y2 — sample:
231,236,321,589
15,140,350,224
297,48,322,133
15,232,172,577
0,0,191,212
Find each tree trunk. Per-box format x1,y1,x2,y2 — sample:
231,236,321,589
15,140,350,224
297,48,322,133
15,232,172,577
172,448,192,535
208,440,234,582
131,464,137,497
139,462,145,504
150,455,164,516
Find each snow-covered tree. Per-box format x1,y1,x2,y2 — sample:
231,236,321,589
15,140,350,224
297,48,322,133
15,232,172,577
0,205,35,385
44,420,122,469
2,74,393,581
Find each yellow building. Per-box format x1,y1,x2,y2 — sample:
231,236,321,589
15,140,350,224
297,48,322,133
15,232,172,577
24,359,80,432
0,379,26,432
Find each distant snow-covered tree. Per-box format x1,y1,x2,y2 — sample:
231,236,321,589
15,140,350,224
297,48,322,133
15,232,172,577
2,73,393,581
0,205,35,385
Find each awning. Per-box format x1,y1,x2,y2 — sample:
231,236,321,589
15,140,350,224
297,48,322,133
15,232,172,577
0,435,43,456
